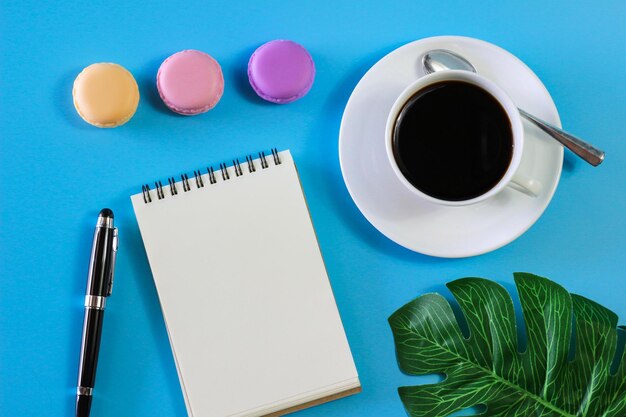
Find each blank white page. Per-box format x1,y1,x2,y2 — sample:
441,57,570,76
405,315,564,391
131,150,359,417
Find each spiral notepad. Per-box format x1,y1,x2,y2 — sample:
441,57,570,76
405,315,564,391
131,149,360,417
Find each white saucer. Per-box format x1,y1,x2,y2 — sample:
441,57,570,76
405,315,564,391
338,36,563,258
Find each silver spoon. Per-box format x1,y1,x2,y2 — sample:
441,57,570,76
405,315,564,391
422,49,605,166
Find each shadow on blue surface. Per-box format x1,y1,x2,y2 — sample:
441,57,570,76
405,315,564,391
116,210,188,414
230,44,276,106
138,54,174,116
54,68,95,130
65,213,98,416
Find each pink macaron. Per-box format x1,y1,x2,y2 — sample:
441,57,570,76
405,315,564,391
157,50,224,115
248,40,315,104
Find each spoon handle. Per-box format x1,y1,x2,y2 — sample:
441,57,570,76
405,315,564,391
518,109,605,166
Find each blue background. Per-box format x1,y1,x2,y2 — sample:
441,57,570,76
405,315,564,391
1,1,624,416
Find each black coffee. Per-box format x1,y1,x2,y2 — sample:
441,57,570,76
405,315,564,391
392,81,513,201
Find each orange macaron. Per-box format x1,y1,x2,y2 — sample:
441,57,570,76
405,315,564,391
73,63,140,128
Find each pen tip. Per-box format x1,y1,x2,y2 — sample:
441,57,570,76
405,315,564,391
99,208,114,219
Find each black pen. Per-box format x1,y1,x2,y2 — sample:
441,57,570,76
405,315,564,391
76,209,118,417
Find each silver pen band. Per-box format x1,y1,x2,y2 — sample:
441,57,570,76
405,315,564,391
85,295,106,310
77,386,93,396
96,216,114,228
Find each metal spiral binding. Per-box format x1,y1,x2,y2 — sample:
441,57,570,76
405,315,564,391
245,155,256,173
271,148,281,165
259,151,269,169
168,177,178,195
207,167,216,184
233,159,243,177
142,185,152,204
155,181,165,200
193,170,204,188
141,148,282,204
181,174,191,192
219,163,230,180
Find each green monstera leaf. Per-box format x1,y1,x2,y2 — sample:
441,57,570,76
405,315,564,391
388,273,626,417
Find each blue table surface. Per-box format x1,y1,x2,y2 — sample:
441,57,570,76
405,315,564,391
1,1,624,416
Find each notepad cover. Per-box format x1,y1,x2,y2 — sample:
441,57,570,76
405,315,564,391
131,150,360,417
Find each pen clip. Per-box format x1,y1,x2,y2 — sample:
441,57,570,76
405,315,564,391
106,227,119,296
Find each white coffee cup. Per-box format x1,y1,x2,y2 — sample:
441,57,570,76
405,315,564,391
385,70,541,206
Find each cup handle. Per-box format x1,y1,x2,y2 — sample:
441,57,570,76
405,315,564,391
507,173,542,197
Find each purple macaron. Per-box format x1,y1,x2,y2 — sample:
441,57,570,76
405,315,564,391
248,40,315,104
